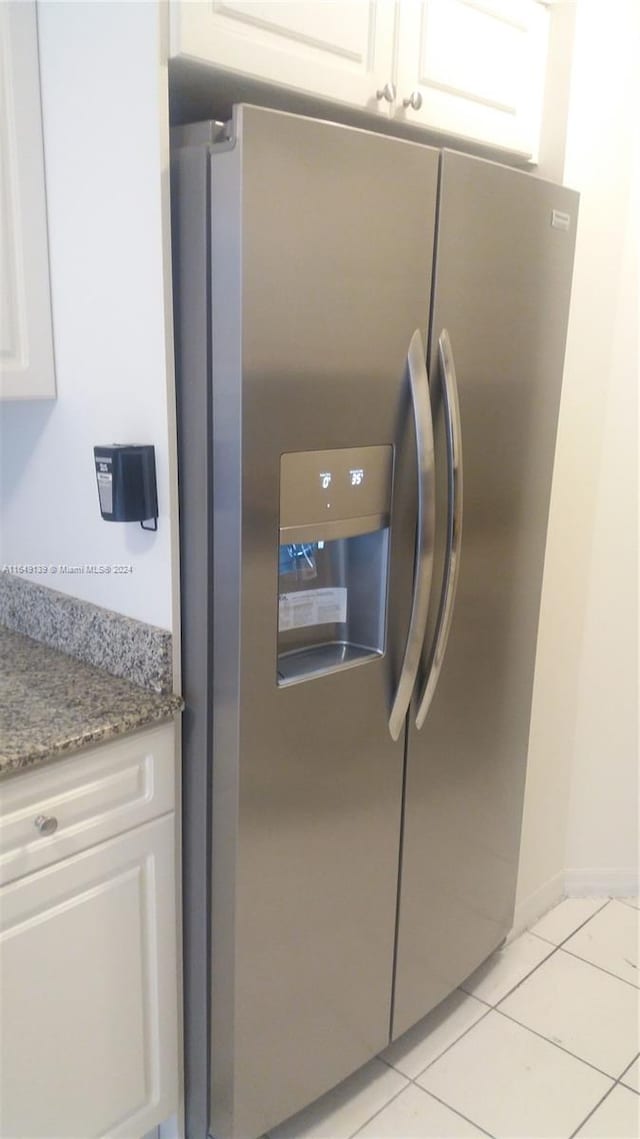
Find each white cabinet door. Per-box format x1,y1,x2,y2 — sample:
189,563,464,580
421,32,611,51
0,1,55,399
0,815,178,1139
171,0,396,116
394,0,549,157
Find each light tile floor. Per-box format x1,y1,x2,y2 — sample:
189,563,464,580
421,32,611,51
268,898,639,1139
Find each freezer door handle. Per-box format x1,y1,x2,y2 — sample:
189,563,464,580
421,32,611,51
416,328,463,730
388,330,436,741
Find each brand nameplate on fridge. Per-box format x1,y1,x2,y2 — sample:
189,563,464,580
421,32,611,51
551,209,571,231
279,588,347,632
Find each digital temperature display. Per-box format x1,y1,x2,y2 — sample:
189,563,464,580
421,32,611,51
280,447,391,535
318,470,365,489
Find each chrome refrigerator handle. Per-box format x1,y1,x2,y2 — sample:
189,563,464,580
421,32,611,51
416,328,463,730
389,330,435,741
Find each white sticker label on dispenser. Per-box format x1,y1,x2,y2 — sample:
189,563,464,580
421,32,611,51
279,588,347,631
97,470,113,514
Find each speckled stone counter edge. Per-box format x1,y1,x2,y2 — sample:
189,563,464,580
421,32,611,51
0,575,173,695
0,693,184,778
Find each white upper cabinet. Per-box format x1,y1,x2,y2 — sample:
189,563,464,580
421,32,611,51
394,0,549,156
0,1,56,400
170,0,549,158
170,0,397,118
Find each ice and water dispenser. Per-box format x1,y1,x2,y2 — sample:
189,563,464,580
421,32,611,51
277,446,392,685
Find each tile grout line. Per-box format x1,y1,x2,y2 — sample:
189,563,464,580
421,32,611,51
614,1050,640,1091
266,1071,411,1139
458,987,494,1007
567,1082,620,1139
375,1006,499,1135
376,991,493,1080
407,1084,497,1139
531,897,612,952
493,1005,624,1083
376,1053,399,1074
347,1074,498,1139
561,1047,640,1139
566,1063,640,1139
616,897,640,911
405,1004,494,1081
483,940,563,1007
558,945,639,991
347,1082,411,1139
458,912,604,1011
529,929,561,947
618,1050,640,1076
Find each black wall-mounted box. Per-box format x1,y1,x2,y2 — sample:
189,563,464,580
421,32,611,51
94,444,158,529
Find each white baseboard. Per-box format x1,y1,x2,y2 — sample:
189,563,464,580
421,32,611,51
511,871,565,938
564,868,640,897
509,865,639,942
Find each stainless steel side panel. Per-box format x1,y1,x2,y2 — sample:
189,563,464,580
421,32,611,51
175,107,439,1139
170,138,215,1139
392,152,578,1038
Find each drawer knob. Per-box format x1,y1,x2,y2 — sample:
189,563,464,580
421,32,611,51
376,81,396,104
34,814,58,836
402,90,423,111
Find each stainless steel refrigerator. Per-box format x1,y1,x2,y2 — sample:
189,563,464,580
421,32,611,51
171,104,578,1139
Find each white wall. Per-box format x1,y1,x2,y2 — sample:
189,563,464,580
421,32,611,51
0,1,177,631
563,0,638,892
516,0,639,923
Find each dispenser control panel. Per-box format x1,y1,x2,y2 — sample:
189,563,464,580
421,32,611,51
280,446,393,543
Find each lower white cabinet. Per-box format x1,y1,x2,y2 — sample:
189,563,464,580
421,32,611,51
0,726,179,1139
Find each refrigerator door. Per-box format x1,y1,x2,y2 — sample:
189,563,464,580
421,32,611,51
392,151,578,1038
174,107,439,1139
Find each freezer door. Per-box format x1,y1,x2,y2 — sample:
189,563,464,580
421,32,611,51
176,107,439,1139
392,151,578,1038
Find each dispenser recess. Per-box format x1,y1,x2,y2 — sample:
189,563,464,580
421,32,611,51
277,446,393,685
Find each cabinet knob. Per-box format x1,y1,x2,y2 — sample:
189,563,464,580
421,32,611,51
402,90,423,111
34,814,58,836
376,81,396,104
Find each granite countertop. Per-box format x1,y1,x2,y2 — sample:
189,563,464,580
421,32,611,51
0,626,183,778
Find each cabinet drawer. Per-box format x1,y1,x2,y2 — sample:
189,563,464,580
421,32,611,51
0,723,175,886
